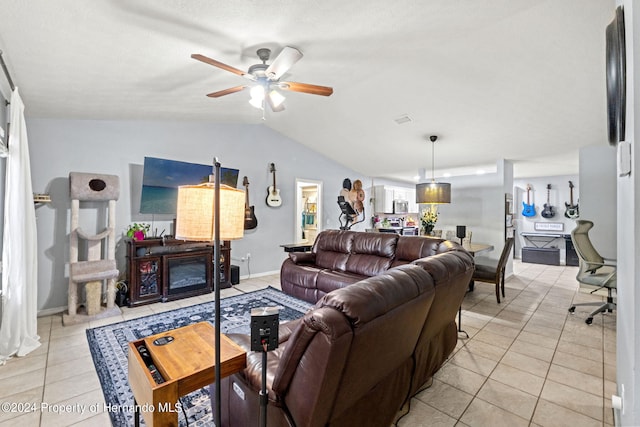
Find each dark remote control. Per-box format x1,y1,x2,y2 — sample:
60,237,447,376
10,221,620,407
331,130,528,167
153,336,174,346
136,345,165,384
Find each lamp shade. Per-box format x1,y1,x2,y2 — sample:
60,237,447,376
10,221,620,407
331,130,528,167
175,183,245,241
416,182,451,204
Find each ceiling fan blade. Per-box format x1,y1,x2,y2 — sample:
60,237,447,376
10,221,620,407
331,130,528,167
206,85,247,98
279,81,333,96
191,54,255,81
265,46,303,80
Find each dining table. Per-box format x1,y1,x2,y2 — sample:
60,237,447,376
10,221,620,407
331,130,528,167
462,242,494,256
458,241,495,338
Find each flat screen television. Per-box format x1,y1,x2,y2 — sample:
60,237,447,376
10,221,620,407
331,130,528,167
140,157,239,214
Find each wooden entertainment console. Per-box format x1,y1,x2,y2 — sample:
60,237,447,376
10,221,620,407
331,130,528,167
126,238,231,307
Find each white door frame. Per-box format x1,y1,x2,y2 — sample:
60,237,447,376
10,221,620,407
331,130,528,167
294,178,323,243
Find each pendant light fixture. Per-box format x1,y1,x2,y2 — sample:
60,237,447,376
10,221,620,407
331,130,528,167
416,135,451,204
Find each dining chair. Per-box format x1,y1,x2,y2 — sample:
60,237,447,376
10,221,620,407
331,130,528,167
470,237,514,303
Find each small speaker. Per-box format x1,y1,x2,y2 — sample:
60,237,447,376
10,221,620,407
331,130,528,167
250,307,279,352
456,225,467,240
230,265,240,285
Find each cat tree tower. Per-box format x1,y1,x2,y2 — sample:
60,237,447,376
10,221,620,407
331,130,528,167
63,172,121,325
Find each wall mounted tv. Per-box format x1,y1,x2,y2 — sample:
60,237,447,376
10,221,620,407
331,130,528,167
140,157,239,215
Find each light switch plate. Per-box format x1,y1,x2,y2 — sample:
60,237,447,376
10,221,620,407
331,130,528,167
619,141,631,177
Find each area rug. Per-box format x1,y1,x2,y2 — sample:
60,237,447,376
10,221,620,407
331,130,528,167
86,286,312,426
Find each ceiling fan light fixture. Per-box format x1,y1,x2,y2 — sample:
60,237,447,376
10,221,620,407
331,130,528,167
192,46,333,111
249,85,265,109
268,89,285,108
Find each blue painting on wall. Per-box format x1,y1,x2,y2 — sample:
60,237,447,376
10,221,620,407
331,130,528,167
140,157,239,215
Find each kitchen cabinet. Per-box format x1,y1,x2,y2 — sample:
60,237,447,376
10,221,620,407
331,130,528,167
373,185,394,213
373,185,418,214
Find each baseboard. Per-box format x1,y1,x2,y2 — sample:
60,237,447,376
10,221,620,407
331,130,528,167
37,306,66,317
239,269,280,280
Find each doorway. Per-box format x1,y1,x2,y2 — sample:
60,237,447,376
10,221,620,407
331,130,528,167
295,179,323,244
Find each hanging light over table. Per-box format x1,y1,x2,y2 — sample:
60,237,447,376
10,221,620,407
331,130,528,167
416,135,451,204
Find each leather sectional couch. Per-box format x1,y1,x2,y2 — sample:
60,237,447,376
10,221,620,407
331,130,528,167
280,229,467,303
220,230,474,426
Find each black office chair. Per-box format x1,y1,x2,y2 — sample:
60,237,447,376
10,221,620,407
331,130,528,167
568,220,616,325
471,237,514,303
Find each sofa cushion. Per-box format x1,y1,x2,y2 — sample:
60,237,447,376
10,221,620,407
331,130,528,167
312,230,354,271
316,270,367,296
344,232,398,276
391,236,457,267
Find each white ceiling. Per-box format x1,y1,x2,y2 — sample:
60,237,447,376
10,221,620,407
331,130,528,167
0,0,615,181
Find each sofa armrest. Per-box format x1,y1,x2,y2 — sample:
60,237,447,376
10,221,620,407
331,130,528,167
289,251,316,264
278,319,302,343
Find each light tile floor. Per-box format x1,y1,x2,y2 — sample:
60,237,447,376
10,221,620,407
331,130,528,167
0,261,615,426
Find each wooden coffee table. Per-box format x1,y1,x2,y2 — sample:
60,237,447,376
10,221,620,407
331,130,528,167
128,321,246,426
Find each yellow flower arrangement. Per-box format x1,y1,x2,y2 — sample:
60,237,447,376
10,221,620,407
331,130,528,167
421,207,438,226
421,206,438,235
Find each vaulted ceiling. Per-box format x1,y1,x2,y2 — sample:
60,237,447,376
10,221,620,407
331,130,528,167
0,0,615,181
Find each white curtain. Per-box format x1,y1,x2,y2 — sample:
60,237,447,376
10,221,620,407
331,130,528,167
0,88,40,364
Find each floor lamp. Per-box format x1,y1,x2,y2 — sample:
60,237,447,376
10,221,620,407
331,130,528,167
175,159,245,426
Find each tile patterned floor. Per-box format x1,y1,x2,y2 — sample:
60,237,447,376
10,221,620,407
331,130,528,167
0,261,615,426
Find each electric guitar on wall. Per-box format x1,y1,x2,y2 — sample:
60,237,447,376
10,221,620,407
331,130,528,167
266,163,282,207
243,176,258,230
522,184,536,217
541,184,555,218
564,181,579,219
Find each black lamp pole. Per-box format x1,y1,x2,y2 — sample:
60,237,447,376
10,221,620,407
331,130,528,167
213,159,222,427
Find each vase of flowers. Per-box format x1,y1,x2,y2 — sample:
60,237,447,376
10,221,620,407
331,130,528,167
126,223,150,241
421,207,438,236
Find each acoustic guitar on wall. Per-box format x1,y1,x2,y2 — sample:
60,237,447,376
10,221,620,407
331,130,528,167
266,163,282,207
541,184,555,218
522,184,536,217
564,181,579,219
243,176,258,230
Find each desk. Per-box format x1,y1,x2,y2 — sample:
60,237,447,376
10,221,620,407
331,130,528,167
520,232,565,265
128,322,246,426
520,232,564,248
280,242,313,253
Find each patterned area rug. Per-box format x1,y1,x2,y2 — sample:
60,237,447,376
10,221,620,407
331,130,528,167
86,286,312,426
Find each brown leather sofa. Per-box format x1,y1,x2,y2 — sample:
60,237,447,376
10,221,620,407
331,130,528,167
219,231,474,426
221,264,437,427
281,229,468,304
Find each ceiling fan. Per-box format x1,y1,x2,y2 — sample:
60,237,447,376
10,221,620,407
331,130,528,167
192,46,333,112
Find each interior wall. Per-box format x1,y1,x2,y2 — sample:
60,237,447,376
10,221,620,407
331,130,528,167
0,93,5,322
579,145,618,257
513,174,580,263
436,159,513,269
0,95,6,251
617,0,639,424
26,118,365,313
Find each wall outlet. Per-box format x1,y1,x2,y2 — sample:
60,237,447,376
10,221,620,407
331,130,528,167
246,252,251,260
